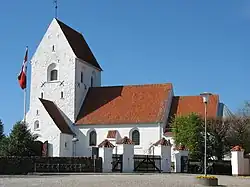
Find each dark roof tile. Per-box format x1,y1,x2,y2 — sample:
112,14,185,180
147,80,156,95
40,98,74,135
56,19,102,70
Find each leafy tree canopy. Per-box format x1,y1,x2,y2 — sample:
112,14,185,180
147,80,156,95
171,113,204,160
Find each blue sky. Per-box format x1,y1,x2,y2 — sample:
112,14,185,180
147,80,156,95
0,0,249,133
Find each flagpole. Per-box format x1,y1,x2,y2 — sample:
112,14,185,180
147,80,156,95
24,87,27,124
23,46,28,124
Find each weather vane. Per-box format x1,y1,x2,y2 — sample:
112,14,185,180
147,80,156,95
54,0,58,18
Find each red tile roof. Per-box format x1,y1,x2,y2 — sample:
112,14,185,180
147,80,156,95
76,83,173,125
153,138,172,146
56,19,102,70
116,137,134,144
164,95,219,135
169,95,219,119
40,98,74,135
98,139,115,148
107,130,117,138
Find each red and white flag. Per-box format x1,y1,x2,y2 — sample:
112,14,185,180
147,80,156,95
18,47,28,89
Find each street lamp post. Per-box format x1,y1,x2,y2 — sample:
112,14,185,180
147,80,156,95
200,92,212,176
72,137,79,157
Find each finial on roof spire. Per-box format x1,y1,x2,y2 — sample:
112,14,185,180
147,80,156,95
54,0,58,18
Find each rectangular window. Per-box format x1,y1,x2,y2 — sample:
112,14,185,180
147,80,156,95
41,92,43,99
80,72,83,83
61,91,64,98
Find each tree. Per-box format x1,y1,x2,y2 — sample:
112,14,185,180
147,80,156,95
7,121,38,156
0,119,7,156
0,137,9,156
0,119,4,139
206,118,231,160
224,101,250,153
171,113,204,160
226,116,250,153
171,114,232,161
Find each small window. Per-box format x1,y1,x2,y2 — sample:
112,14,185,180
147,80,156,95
50,70,58,81
65,142,68,148
80,72,83,83
90,77,94,87
36,110,39,115
60,91,64,98
34,120,39,130
89,131,97,146
41,92,44,99
52,45,55,52
132,130,140,145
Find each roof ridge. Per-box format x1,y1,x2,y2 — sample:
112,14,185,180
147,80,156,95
55,18,82,36
93,83,173,89
54,18,102,70
175,94,219,97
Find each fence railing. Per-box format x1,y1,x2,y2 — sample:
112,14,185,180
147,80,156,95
34,162,101,173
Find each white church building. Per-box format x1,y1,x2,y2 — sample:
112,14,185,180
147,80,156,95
25,18,225,158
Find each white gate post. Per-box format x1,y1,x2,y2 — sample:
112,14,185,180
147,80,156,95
117,136,134,173
173,145,189,173
153,138,172,172
231,145,245,176
98,139,114,173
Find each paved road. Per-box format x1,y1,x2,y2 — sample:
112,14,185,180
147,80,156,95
0,174,250,187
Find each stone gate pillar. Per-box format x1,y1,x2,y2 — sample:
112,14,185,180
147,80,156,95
231,145,246,176
98,139,115,173
173,145,189,173
153,138,172,172
116,136,134,173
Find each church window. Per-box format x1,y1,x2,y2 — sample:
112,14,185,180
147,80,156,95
89,131,97,146
80,72,83,83
34,120,40,130
41,92,44,99
90,71,96,87
52,45,55,52
132,130,140,145
47,63,58,82
36,110,39,115
90,77,94,87
50,70,58,81
60,91,64,98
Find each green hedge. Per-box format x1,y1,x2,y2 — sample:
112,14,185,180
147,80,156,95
0,156,102,175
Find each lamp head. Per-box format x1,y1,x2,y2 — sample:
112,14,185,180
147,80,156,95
72,137,79,142
200,92,212,103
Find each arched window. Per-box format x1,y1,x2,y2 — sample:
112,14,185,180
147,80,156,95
47,63,58,82
89,131,97,146
132,130,140,145
34,120,40,130
50,70,58,81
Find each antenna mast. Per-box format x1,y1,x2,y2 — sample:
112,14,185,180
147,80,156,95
54,0,58,18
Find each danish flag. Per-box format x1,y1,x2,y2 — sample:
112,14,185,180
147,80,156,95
18,47,28,89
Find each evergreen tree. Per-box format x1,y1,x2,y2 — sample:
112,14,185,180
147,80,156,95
0,119,4,139
7,121,37,156
0,119,7,156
